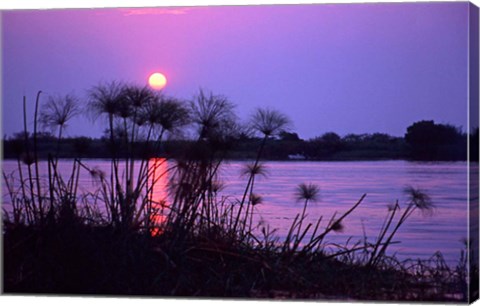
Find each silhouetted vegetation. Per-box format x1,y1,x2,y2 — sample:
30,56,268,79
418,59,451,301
4,123,473,162
405,120,467,161
2,82,476,301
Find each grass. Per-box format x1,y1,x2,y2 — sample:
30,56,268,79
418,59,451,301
2,84,476,302
2,215,469,300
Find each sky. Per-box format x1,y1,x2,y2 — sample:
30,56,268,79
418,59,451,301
1,2,473,139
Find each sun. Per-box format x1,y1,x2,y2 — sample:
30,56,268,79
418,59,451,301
148,72,167,90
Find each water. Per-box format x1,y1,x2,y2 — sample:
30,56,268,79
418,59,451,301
2,159,474,266
218,160,472,266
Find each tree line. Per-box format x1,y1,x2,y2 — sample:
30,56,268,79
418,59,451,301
2,81,477,162
4,120,476,161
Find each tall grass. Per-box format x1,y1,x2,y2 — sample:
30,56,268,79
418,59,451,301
2,83,472,301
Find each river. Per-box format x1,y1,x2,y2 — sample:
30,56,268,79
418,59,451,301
2,159,476,266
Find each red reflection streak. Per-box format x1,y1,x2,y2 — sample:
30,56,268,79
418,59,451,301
148,158,169,236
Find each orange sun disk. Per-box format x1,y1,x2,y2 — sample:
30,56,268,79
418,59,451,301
148,72,167,90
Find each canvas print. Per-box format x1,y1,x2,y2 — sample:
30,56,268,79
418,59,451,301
1,1,479,303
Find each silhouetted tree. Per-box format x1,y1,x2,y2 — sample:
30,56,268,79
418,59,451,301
321,132,342,149
405,120,466,160
305,132,343,159
279,131,301,141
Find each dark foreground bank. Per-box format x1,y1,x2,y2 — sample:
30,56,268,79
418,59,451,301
3,220,473,301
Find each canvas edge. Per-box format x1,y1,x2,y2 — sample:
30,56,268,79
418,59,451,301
468,1,480,304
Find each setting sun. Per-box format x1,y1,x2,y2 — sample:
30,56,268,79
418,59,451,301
148,72,167,90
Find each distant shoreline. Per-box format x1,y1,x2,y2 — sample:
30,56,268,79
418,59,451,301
3,122,475,163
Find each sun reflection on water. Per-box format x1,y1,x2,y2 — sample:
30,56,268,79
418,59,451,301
147,158,169,236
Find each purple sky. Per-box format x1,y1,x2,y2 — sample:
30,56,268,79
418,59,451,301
2,2,470,139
